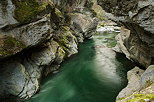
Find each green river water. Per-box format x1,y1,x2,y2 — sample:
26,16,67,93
27,32,135,102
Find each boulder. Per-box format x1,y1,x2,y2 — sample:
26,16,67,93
116,67,144,100
117,65,154,102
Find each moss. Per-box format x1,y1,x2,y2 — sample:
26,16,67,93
12,0,49,23
54,26,76,56
119,94,154,102
91,4,106,20
0,36,26,56
55,8,64,19
145,80,153,87
4,37,25,48
57,47,66,58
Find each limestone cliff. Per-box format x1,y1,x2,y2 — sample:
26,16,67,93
0,0,97,101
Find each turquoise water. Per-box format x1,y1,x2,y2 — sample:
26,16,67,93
27,33,134,102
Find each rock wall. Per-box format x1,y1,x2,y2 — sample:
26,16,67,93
98,0,154,67
97,0,154,101
0,0,97,101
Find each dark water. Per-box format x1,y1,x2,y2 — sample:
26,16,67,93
27,32,134,102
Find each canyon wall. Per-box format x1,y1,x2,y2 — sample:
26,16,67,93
0,0,153,102
0,0,97,101
97,0,154,101
98,0,154,67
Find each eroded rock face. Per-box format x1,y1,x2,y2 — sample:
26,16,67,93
115,27,153,67
98,0,154,67
0,0,97,101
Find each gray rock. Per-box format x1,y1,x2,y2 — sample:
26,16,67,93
0,0,18,29
0,61,26,98
0,60,41,99
115,26,152,67
0,1,98,101
31,40,59,66
3,15,53,47
18,59,41,99
53,26,78,57
70,13,98,39
140,65,154,88
116,67,144,100
117,65,154,101
117,83,154,102
98,0,154,68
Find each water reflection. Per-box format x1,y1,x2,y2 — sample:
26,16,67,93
27,33,134,102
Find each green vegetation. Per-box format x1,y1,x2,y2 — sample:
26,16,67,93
12,0,49,23
54,26,76,56
145,80,153,87
125,94,154,102
117,93,154,102
0,36,26,56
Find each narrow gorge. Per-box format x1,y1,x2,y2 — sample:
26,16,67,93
0,0,153,102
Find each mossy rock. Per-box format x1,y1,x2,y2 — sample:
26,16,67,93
125,94,154,102
12,0,52,23
53,26,76,56
117,93,154,102
0,35,26,56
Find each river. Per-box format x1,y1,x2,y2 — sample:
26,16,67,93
26,32,135,102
